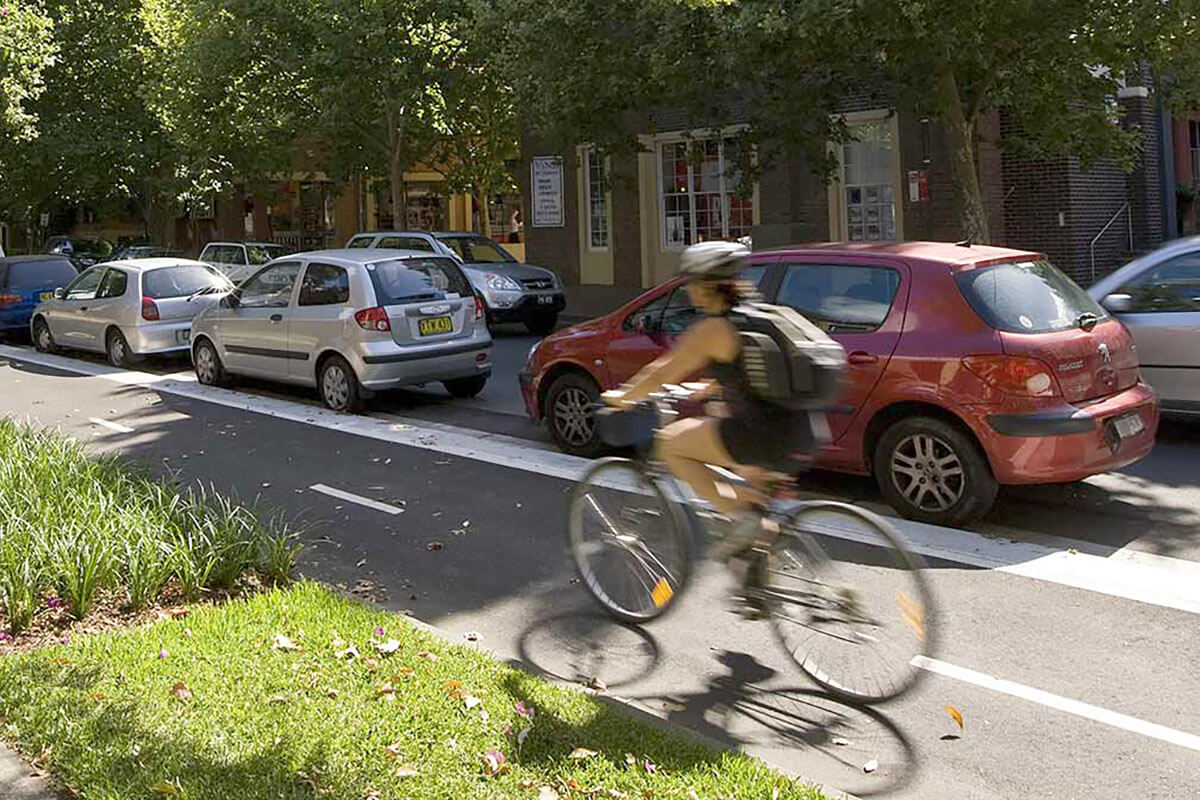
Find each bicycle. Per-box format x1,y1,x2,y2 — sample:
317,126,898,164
566,388,936,704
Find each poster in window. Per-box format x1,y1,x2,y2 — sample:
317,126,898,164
531,156,564,227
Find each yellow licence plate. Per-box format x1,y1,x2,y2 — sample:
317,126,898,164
39,291,54,301
418,316,453,336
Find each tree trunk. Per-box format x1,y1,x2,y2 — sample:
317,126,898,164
476,190,492,238
390,149,405,231
937,67,990,244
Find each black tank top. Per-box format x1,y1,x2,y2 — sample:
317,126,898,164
707,314,766,417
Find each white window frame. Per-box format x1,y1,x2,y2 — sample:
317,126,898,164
827,110,905,242
583,147,610,251
655,131,757,252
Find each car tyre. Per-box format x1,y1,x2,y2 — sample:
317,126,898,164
192,338,229,387
443,375,488,399
106,328,139,368
545,372,604,457
319,354,363,413
32,318,56,353
525,312,558,336
873,416,998,526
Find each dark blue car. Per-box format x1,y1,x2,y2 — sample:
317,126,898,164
0,255,79,334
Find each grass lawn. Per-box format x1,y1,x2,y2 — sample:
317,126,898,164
0,582,829,799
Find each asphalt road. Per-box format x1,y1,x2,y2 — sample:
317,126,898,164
0,337,1197,800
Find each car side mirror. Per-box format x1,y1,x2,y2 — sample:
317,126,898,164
222,290,241,309
1101,293,1133,313
54,287,65,300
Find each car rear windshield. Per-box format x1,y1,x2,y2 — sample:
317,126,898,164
367,257,472,304
955,260,1108,334
3,259,77,289
437,236,515,263
247,244,285,265
143,265,228,299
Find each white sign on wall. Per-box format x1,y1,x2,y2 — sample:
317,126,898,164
531,156,564,227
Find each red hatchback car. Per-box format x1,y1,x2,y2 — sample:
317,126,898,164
520,242,1160,525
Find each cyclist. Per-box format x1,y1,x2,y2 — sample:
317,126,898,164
603,241,821,561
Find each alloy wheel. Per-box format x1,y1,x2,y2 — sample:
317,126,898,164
553,387,596,447
36,323,52,351
195,345,216,384
323,364,350,409
889,433,965,513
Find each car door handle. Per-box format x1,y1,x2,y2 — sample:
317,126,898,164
79,306,88,312
270,314,283,322
847,351,878,365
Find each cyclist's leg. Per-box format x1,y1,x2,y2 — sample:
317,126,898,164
656,416,749,514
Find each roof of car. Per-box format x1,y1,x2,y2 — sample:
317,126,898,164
287,248,454,264
204,241,283,247
765,240,1044,269
0,254,75,266
93,258,212,272
353,230,481,239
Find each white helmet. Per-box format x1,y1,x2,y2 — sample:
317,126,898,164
679,240,749,280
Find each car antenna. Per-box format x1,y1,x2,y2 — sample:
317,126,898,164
955,238,972,248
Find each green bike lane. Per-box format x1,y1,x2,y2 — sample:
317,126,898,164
1,346,1197,800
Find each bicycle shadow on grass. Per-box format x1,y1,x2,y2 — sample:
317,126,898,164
628,650,919,798
516,609,664,692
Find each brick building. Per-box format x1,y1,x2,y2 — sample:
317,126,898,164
522,87,1170,289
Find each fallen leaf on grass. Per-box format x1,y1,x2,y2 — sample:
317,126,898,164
945,704,964,730
167,607,189,619
170,681,192,702
374,639,402,655
863,758,878,773
384,742,403,759
376,683,397,701
463,695,481,709
267,695,289,705
363,657,379,672
481,749,507,777
537,787,561,800
417,650,438,661
326,689,339,699
394,764,419,778
584,676,607,691
150,780,181,796
642,759,657,774
272,634,301,651
392,668,414,679
569,747,599,761
464,631,480,643
517,726,531,746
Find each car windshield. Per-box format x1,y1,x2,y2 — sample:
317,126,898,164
368,257,471,304
143,265,229,299
437,235,515,264
4,259,77,289
247,244,285,265
955,260,1107,334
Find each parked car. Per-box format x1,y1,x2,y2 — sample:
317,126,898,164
112,246,183,261
31,258,232,367
346,231,565,334
520,241,1160,525
1088,237,1200,416
0,255,79,336
190,249,492,412
200,241,287,283
43,235,114,270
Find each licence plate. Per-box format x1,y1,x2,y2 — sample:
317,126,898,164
418,316,453,336
1112,412,1144,439
537,295,555,305
39,291,54,302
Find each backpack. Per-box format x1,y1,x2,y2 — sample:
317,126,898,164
728,302,846,411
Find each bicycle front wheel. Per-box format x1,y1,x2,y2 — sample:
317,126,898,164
763,501,935,703
567,458,691,624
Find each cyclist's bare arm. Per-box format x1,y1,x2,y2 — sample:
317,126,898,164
606,317,739,406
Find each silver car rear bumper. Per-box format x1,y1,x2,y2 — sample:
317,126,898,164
127,322,193,355
354,339,492,388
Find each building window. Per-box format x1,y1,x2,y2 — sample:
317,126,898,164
1190,121,1200,188
841,123,897,241
584,149,609,250
658,137,754,250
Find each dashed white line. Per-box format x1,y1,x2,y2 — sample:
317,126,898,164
912,656,1200,753
309,483,405,516
88,417,134,434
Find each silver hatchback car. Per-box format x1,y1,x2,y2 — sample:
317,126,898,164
189,249,492,412
31,258,232,367
1089,237,1200,415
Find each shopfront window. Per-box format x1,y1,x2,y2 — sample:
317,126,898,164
659,137,754,250
841,123,897,241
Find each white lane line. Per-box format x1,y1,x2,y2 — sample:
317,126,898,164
87,417,134,434
912,656,1200,753
309,483,405,516
4,343,1200,617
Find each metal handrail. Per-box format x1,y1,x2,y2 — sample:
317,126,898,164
1089,202,1133,283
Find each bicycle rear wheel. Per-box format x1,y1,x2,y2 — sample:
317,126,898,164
762,501,934,703
567,458,691,624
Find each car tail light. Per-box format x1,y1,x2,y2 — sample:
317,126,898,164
141,298,160,321
0,293,20,307
354,306,391,332
962,355,1061,397
474,295,484,320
